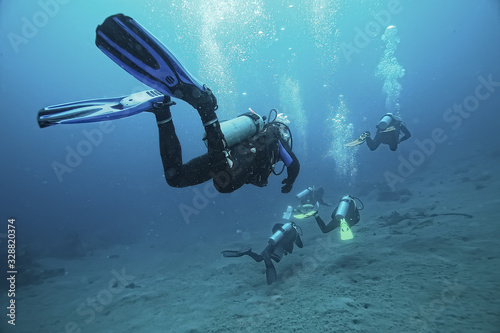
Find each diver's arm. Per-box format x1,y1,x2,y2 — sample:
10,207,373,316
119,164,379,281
279,138,300,191
399,123,411,143
285,149,300,183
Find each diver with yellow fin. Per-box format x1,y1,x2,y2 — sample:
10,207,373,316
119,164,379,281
296,186,332,207
346,113,411,151
288,186,331,219
300,195,363,240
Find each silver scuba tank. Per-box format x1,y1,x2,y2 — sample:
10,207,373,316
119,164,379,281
203,111,265,148
296,187,313,200
282,206,293,220
335,195,353,221
269,222,294,245
377,113,394,131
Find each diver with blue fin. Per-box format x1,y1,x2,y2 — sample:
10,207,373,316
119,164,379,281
299,195,363,240
221,222,303,285
346,113,411,151
37,14,299,194
37,90,166,128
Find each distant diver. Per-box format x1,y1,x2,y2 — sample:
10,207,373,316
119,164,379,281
346,113,411,151
222,222,303,285
296,186,332,207
37,14,300,194
296,195,363,240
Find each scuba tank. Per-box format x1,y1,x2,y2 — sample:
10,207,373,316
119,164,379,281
203,111,265,148
296,187,313,200
335,195,354,221
282,206,293,220
377,113,394,131
269,222,294,245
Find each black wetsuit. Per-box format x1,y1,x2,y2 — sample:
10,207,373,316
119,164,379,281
314,200,360,233
366,118,411,151
153,96,300,193
222,223,303,285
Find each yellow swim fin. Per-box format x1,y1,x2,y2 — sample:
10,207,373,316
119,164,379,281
293,210,317,219
340,218,353,240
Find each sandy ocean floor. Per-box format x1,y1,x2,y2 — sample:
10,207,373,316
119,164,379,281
2,146,500,333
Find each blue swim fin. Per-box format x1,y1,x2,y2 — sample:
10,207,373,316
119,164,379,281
37,90,164,128
95,14,210,106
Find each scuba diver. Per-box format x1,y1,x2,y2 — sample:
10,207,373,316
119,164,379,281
296,186,332,207
286,186,331,222
298,195,363,240
346,113,411,151
37,14,299,194
221,222,303,285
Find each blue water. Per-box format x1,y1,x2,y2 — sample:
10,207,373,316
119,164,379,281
1,0,498,255
0,0,499,328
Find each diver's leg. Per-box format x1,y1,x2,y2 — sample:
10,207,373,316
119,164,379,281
262,252,278,285
315,214,339,233
246,250,264,262
314,214,328,232
389,132,399,151
323,219,340,233
153,102,182,186
191,88,228,164
152,100,212,187
295,234,304,248
192,88,239,192
221,248,262,260
366,133,381,151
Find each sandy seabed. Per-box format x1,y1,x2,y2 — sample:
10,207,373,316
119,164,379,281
2,147,500,333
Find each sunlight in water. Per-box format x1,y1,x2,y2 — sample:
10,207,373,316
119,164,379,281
376,25,405,114
279,75,308,157
171,0,272,116
326,95,357,182
310,0,343,80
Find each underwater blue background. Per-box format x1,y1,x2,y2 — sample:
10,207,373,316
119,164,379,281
1,0,499,297
2,0,500,251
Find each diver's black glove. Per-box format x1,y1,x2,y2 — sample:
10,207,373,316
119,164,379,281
281,179,293,193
